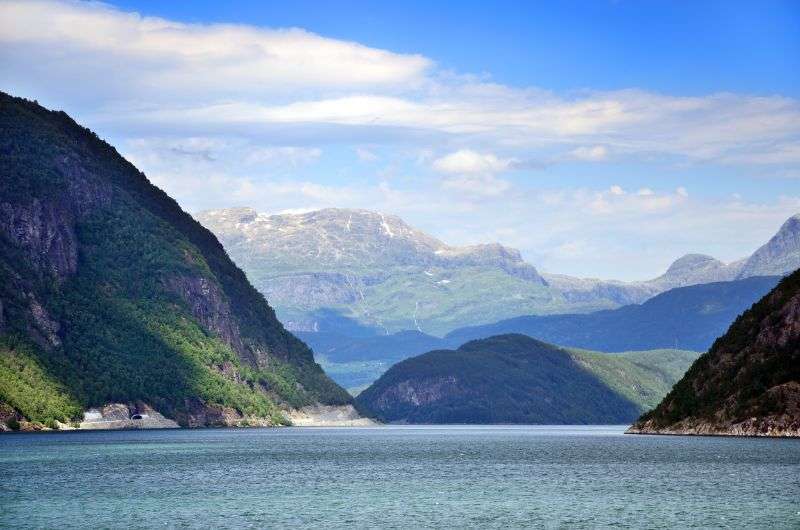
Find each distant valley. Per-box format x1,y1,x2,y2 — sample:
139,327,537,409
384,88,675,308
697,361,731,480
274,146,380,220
302,275,779,392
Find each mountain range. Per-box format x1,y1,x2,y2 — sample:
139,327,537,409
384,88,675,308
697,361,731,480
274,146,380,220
0,92,355,431
198,207,800,336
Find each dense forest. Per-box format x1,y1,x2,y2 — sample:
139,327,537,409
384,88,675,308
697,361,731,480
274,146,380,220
356,334,699,424
632,268,800,434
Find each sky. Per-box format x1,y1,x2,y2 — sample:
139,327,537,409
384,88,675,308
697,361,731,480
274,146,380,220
1,0,799,280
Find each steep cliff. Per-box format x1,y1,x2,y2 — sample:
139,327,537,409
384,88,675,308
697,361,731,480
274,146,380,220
628,268,800,437
0,92,351,430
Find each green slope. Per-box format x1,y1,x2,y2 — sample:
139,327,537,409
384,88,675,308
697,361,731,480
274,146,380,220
569,348,701,412
0,92,350,429
355,334,700,424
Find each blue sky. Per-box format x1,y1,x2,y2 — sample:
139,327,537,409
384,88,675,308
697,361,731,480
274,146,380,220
112,0,800,96
1,0,799,280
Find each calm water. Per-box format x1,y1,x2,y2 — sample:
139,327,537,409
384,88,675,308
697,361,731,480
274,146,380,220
1,425,799,529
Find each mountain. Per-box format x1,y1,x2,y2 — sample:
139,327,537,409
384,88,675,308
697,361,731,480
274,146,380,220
199,206,800,336
0,92,354,431
647,253,742,289
196,207,572,336
446,276,782,352
736,214,800,278
628,268,800,437
355,334,700,424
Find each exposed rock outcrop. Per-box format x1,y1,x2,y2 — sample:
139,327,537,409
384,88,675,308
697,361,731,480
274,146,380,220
737,214,800,279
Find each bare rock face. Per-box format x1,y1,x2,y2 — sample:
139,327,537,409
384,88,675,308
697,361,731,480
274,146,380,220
174,398,275,428
371,376,460,410
0,154,111,283
162,274,249,362
255,272,364,310
0,199,79,281
628,269,800,437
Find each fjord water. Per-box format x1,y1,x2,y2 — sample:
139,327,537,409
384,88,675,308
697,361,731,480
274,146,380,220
2,426,798,529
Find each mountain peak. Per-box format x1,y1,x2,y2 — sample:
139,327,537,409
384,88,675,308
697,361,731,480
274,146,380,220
780,213,800,232
650,253,737,289
198,206,546,334
665,253,721,274
737,213,800,279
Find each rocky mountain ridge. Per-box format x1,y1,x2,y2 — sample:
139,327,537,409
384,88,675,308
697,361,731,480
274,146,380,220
199,206,800,335
197,207,553,335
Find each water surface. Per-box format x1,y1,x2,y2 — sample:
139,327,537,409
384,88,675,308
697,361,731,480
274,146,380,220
2,425,798,528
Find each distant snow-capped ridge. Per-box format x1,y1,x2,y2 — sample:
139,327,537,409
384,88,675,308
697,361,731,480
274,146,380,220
196,207,545,283
196,207,800,334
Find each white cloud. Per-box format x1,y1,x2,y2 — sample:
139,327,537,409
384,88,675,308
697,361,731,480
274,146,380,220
609,185,625,195
440,174,511,197
432,149,515,174
2,1,798,166
570,145,608,161
0,0,430,97
245,146,322,167
355,147,378,162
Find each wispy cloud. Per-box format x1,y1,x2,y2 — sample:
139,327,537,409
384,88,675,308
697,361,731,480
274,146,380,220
432,150,516,174
2,1,798,165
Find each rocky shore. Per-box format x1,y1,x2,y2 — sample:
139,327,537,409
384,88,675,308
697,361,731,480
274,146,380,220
626,415,800,437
